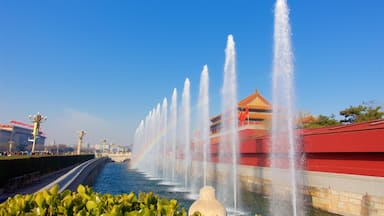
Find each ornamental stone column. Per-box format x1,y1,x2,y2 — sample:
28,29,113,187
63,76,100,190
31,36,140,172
189,186,226,216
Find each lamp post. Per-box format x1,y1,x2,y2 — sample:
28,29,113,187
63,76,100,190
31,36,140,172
77,130,86,155
8,140,14,153
54,139,59,154
29,112,47,154
102,138,107,154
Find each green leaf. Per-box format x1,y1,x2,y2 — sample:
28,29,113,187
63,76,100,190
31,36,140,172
15,195,26,209
34,192,45,208
62,194,73,208
77,184,86,194
49,184,59,195
24,194,33,202
42,190,52,204
76,208,87,216
61,189,72,198
139,208,151,216
86,200,97,211
126,192,135,202
125,210,139,216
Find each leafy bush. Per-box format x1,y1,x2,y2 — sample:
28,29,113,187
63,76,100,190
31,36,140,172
0,184,187,216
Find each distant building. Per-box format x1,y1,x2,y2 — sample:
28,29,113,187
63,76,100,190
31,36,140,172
210,89,272,134
0,121,46,152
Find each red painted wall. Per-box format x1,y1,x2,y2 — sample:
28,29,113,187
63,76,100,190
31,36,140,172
207,119,384,177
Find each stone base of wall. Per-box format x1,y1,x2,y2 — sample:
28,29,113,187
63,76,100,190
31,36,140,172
307,187,384,216
238,165,384,216
183,161,384,216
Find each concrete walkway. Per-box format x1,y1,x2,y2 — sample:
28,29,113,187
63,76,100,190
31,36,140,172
0,164,76,202
0,157,107,202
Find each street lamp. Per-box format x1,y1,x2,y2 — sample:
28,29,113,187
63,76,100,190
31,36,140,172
77,130,86,155
8,140,14,153
102,138,107,154
29,112,47,154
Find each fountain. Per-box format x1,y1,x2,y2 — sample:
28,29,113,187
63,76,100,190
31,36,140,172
181,78,191,188
132,120,144,169
218,34,240,213
199,65,210,187
270,0,304,215
143,112,151,174
131,1,304,213
146,109,155,178
190,65,210,195
161,98,168,179
132,35,242,212
170,88,178,182
154,103,161,178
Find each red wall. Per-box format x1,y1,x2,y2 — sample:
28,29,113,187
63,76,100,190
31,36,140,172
302,120,384,176
207,119,384,177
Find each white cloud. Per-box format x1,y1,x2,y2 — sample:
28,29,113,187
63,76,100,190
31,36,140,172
43,108,114,147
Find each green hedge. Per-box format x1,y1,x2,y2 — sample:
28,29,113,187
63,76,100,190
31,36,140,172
0,184,187,216
0,155,94,186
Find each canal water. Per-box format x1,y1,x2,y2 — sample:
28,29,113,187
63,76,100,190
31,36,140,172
93,162,338,216
92,162,195,211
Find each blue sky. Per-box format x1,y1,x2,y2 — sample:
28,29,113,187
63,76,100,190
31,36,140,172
1,0,383,147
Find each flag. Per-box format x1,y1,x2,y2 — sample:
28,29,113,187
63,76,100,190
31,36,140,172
239,107,249,125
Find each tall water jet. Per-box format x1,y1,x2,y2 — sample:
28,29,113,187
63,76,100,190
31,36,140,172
218,34,239,212
170,88,178,182
155,103,161,177
132,120,144,169
161,98,168,179
181,78,191,188
199,65,210,186
192,65,210,194
271,0,303,215
146,108,155,177
144,111,152,174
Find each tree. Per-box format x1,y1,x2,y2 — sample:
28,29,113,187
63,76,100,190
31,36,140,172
301,114,340,129
340,102,384,124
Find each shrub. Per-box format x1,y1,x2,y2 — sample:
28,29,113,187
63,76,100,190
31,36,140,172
0,184,187,216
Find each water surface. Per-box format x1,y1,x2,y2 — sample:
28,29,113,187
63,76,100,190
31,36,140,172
93,162,338,216
93,162,194,210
